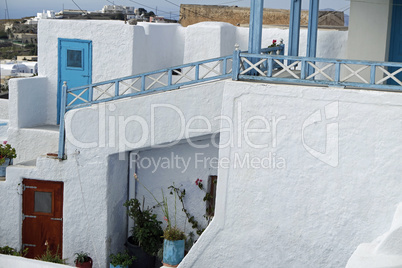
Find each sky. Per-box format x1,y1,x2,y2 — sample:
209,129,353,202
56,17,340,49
1,0,350,20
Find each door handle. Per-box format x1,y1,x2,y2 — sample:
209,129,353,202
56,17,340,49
82,75,90,77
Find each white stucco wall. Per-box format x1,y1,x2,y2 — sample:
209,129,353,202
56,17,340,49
7,76,58,163
106,152,129,261
0,154,111,268
0,81,225,268
0,99,9,120
3,19,353,268
38,20,137,125
179,81,402,268
8,77,48,129
131,136,219,238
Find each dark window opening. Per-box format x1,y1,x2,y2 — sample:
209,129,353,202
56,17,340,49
67,49,82,68
172,68,182,75
206,175,217,217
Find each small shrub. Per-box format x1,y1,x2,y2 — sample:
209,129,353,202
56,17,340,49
109,251,136,267
74,251,91,264
163,226,186,241
0,246,28,256
36,245,65,264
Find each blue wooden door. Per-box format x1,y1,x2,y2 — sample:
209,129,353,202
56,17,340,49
58,39,92,124
388,0,402,85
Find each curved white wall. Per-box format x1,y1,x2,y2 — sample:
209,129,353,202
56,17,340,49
180,81,402,268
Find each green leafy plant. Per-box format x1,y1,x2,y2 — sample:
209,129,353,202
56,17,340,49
0,141,16,165
168,178,216,236
163,226,186,241
0,246,28,256
124,197,163,256
36,244,65,264
74,251,91,264
133,174,186,241
109,251,136,267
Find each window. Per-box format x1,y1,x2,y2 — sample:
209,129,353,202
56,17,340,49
206,176,217,216
34,191,52,213
67,49,82,68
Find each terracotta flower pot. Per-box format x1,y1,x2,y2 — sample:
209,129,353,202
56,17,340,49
76,257,93,268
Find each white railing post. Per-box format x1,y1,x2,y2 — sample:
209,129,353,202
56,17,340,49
232,44,240,80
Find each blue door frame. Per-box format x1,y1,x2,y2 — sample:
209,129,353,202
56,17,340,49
58,38,92,124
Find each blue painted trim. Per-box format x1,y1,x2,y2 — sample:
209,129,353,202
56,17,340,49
0,122,7,127
370,65,376,84
232,49,240,80
168,69,173,86
236,53,402,91
248,0,264,55
335,63,341,82
115,80,119,97
306,0,319,77
248,0,264,75
288,0,302,59
57,38,92,125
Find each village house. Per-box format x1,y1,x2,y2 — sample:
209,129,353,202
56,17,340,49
0,0,401,267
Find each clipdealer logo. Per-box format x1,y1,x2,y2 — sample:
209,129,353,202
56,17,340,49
302,101,339,167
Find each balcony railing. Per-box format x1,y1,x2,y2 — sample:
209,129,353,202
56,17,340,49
233,51,402,91
58,55,233,158
59,46,402,159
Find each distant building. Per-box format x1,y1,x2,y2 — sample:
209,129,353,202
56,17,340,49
13,33,37,44
25,10,56,25
102,5,134,15
150,16,166,23
0,62,38,77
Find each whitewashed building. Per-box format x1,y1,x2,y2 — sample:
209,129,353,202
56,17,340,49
0,62,38,77
0,1,401,268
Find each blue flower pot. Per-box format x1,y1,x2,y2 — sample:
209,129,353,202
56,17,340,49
0,158,12,177
163,239,185,266
110,264,128,268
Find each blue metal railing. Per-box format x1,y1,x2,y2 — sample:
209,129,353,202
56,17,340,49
58,46,402,159
233,53,402,91
58,55,233,158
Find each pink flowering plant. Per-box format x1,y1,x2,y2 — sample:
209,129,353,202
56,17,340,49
0,141,16,165
268,39,278,48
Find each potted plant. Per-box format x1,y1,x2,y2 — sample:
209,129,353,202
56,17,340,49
109,251,136,268
124,198,163,268
132,174,186,267
0,141,16,176
75,251,93,268
162,225,186,267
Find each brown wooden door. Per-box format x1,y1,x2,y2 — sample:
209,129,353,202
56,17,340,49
22,179,63,259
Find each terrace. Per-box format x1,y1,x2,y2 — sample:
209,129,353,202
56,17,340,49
58,0,402,159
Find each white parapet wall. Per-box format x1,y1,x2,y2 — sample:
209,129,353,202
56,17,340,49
0,254,73,268
179,81,402,268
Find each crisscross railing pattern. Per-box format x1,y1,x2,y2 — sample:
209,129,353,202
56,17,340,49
58,55,233,158
64,55,233,111
233,52,402,91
